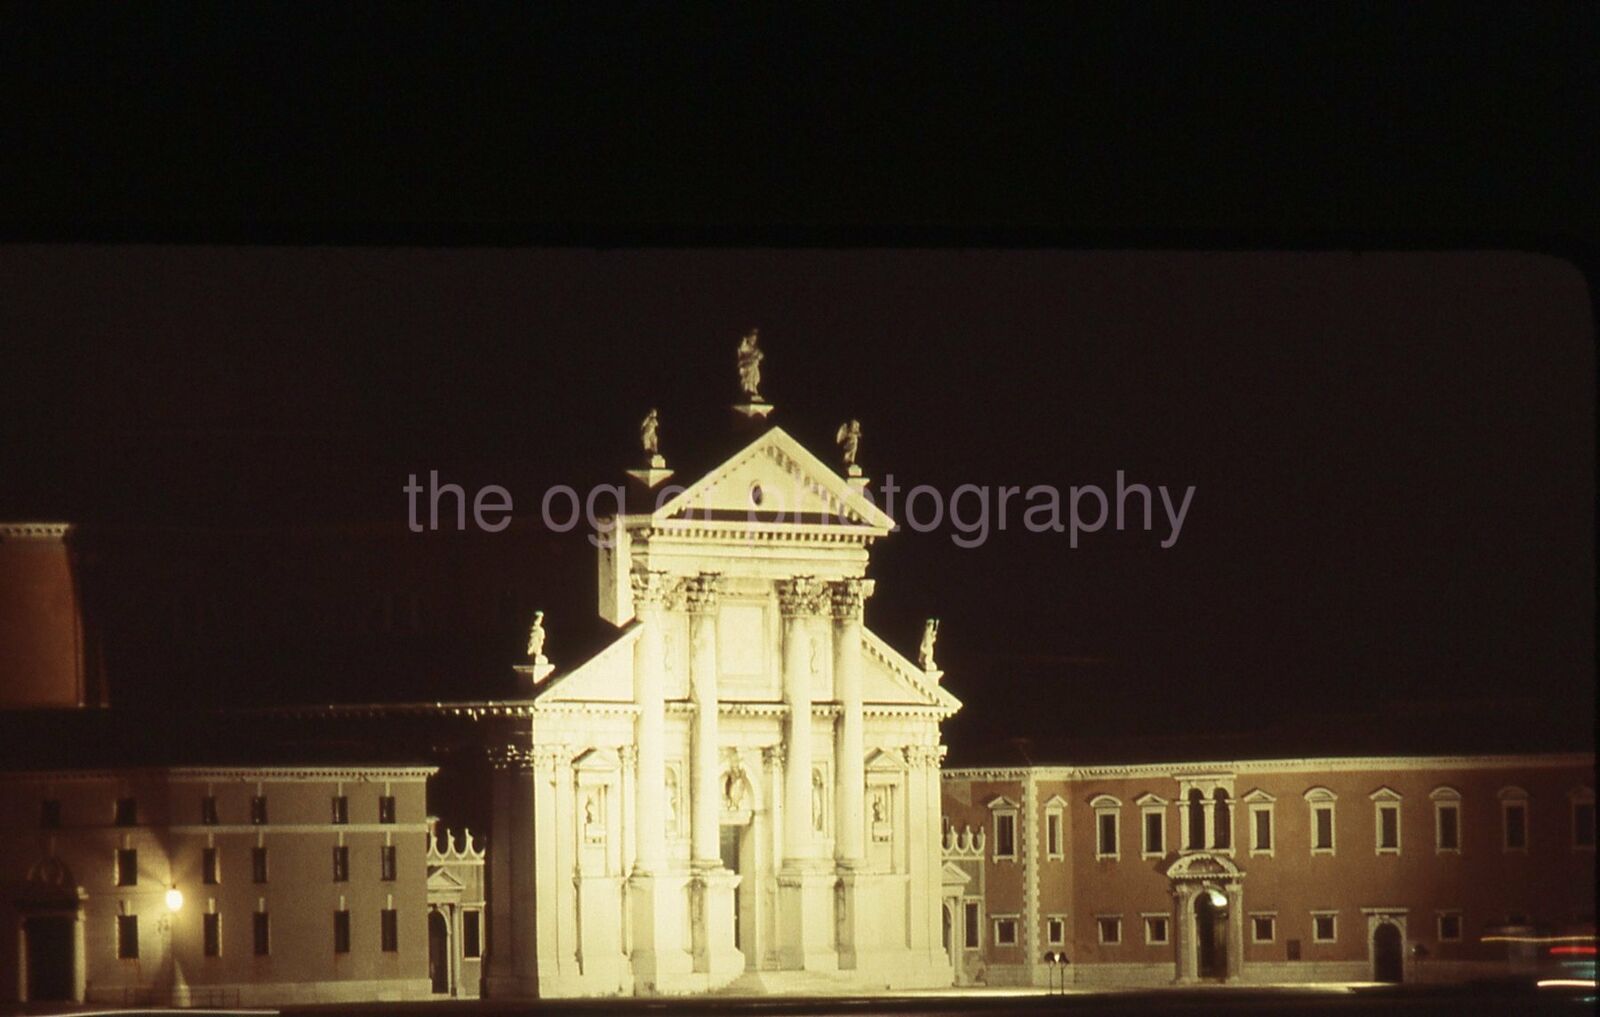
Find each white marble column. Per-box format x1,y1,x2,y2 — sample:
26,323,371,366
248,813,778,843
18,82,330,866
1225,882,1246,982
1172,885,1196,983
831,578,872,867
685,573,723,869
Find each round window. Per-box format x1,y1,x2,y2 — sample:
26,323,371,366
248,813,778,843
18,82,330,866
750,483,764,506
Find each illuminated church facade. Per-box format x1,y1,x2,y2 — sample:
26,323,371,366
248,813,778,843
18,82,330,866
482,418,962,996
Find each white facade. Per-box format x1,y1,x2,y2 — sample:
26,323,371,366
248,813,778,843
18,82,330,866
485,425,961,996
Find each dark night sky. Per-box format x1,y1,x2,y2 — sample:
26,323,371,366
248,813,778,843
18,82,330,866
0,248,1593,757
1,5,1596,761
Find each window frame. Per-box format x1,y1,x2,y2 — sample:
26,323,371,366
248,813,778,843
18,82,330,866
1045,914,1066,946
333,909,351,954
378,795,397,824
333,844,350,882
250,795,268,825
201,795,219,825
1142,913,1170,945
1305,787,1337,856
203,912,221,958
115,848,138,887
380,843,397,881
253,911,271,956
1570,788,1595,851
117,913,139,959
114,797,138,827
1044,797,1066,860
987,796,1020,862
1436,910,1462,943
1250,912,1277,944
1370,787,1402,856
1311,911,1338,944
1499,787,1530,853
1091,795,1121,861
202,846,219,885
1137,793,1168,858
992,915,1019,947
462,907,483,959
1096,914,1122,945
332,795,349,825
962,899,981,950
1430,787,1462,854
381,907,400,952
251,846,269,884
1243,789,1275,857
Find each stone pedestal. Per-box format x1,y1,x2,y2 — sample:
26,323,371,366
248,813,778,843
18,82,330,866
627,455,675,488
627,872,692,992
834,867,866,971
691,866,746,980
777,865,840,972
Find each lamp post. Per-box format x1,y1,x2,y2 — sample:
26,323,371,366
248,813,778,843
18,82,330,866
162,885,183,1005
1045,950,1070,994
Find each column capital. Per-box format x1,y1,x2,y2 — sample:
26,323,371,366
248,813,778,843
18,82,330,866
829,577,875,621
680,572,724,614
777,576,829,617
903,744,942,769
617,744,638,767
630,568,671,607
763,743,786,769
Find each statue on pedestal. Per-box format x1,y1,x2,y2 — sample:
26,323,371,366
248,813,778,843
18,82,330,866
835,419,861,467
736,330,764,402
526,610,547,661
640,408,660,456
918,617,939,671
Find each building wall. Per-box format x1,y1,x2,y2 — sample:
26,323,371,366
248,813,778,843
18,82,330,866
0,767,436,1006
943,755,1595,987
0,525,87,709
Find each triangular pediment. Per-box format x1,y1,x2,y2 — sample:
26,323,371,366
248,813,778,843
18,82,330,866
427,867,465,892
861,627,962,714
941,861,973,887
864,748,906,773
532,623,641,704
652,427,894,531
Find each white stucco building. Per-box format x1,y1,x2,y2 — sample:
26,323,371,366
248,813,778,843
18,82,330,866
484,415,962,996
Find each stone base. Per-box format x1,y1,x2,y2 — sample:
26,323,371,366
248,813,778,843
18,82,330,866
691,867,745,982
628,871,694,994
626,460,675,487
731,401,775,421
776,866,839,972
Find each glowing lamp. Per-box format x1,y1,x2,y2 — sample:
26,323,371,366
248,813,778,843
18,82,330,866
1206,889,1227,907
165,887,184,912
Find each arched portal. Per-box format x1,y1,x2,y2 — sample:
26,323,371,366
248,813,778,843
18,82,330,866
1372,921,1403,983
1194,891,1229,979
428,909,451,994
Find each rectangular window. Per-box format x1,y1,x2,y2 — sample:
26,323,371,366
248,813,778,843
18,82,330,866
1252,915,1276,942
203,913,220,957
963,901,980,949
251,796,268,825
1437,912,1462,942
332,796,349,825
994,813,1016,859
1253,808,1273,852
252,846,268,883
202,847,219,885
333,845,349,882
1046,916,1065,945
1573,801,1595,849
379,796,397,824
1144,916,1169,944
1144,811,1165,855
115,797,138,826
381,844,397,881
1313,806,1335,852
463,909,482,959
1097,916,1122,945
1504,803,1528,851
1312,913,1337,943
40,799,61,829
333,910,351,953
1097,812,1118,857
1436,804,1460,852
116,848,137,886
1046,812,1063,858
201,795,218,825
253,912,270,956
993,917,1018,946
1377,804,1400,852
381,908,399,952
117,914,139,958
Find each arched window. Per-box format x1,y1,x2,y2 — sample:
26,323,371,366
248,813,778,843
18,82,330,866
1212,789,1232,850
1187,788,1206,850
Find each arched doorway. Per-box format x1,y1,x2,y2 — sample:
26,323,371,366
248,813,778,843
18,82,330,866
428,910,451,994
24,915,75,1001
1194,891,1228,979
1372,921,1403,983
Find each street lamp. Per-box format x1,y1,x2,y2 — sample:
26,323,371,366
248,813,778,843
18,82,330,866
1045,950,1071,994
165,886,184,913
162,885,183,1006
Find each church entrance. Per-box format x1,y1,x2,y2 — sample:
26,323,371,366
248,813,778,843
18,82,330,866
720,824,744,954
24,915,75,1001
1194,891,1228,980
428,910,451,994
1372,921,1403,983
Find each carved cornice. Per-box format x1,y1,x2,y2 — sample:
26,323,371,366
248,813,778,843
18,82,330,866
903,744,943,769
0,522,71,540
776,576,829,618
829,577,875,621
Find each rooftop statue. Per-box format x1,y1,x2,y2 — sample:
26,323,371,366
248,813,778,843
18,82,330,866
835,419,861,467
640,408,660,455
526,610,547,661
918,617,939,671
736,330,764,401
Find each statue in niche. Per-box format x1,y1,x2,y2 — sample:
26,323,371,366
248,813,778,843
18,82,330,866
835,419,861,466
812,767,826,832
664,769,679,834
526,610,547,661
736,330,765,401
918,617,939,670
722,765,748,812
640,408,660,456
583,791,604,843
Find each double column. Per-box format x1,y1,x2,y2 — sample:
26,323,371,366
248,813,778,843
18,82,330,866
831,578,872,969
776,576,837,970
683,572,743,980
